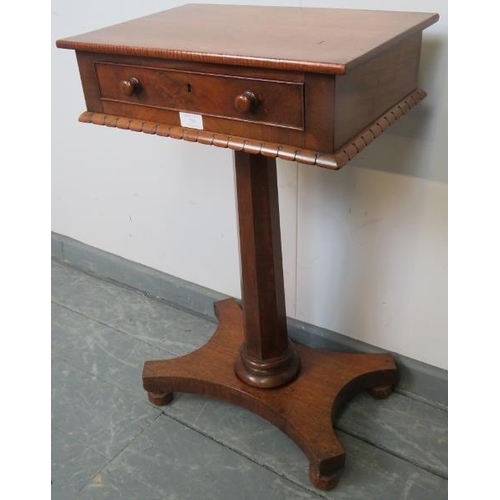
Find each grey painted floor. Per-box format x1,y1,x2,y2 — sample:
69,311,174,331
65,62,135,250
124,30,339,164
51,260,448,500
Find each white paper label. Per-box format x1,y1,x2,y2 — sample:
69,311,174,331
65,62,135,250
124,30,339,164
179,112,204,130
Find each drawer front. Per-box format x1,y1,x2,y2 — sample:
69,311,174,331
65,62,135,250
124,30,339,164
95,62,304,130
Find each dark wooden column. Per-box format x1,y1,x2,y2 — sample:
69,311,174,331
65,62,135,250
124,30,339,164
233,151,300,388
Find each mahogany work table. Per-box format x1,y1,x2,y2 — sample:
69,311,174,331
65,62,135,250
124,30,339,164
57,4,439,490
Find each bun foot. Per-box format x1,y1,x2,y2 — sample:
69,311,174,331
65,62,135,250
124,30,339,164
309,464,340,490
367,384,393,399
147,391,174,406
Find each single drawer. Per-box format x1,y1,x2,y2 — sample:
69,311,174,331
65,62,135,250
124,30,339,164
94,62,304,130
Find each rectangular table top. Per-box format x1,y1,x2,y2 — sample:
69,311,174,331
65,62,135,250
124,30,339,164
56,4,438,75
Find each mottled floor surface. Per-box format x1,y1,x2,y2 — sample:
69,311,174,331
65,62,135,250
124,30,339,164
52,260,448,500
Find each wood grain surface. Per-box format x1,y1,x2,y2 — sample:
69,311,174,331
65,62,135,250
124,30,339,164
57,4,438,74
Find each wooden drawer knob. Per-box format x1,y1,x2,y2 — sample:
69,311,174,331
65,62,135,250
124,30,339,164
234,91,259,113
119,77,141,96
